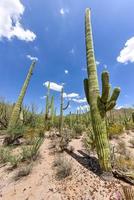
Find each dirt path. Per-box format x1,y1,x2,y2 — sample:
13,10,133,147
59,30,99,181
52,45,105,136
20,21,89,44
0,134,133,200
0,139,61,200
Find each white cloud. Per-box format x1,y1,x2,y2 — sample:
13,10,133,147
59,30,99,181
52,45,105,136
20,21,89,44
117,37,134,64
64,70,69,74
27,55,38,61
77,105,89,112
96,61,100,65
69,48,75,54
72,97,87,103
81,67,86,71
115,104,131,110
0,0,36,41
63,92,79,99
103,64,107,69
43,81,63,92
40,96,46,100
60,8,69,16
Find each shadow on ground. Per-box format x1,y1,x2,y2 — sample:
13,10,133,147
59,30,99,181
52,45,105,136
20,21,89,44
65,149,102,176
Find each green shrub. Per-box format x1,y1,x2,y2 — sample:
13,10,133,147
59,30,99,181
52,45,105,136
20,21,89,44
8,123,26,139
107,123,124,139
8,155,21,168
21,137,43,161
73,124,84,138
0,147,10,163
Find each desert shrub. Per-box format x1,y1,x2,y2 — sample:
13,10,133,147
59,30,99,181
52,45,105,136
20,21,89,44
14,164,32,181
117,141,126,155
129,138,134,148
73,124,84,138
0,98,13,130
8,123,26,139
115,155,134,171
107,123,124,139
54,155,72,180
82,127,96,153
125,122,134,131
0,147,10,163
8,155,21,168
21,137,43,161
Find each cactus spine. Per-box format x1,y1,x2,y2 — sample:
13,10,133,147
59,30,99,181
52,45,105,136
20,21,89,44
59,87,69,134
84,9,120,173
8,61,36,131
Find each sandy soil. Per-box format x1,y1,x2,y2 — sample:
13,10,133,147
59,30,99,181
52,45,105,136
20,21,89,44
0,131,134,200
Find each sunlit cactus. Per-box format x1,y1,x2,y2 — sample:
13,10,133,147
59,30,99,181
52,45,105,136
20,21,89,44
59,87,69,134
84,8,120,174
8,61,36,132
122,185,134,200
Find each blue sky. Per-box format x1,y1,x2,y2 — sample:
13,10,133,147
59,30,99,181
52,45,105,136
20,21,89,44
0,0,134,114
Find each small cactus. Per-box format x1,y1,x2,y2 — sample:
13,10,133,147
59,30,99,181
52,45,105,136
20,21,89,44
59,87,69,134
122,185,134,200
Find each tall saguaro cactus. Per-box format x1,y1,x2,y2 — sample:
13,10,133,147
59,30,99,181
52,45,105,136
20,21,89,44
84,9,120,174
8,61,36,131
59,87,69,134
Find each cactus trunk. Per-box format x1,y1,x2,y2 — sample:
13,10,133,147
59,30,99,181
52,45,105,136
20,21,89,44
59,87,69,134
8,61,36,131
84,9,120,173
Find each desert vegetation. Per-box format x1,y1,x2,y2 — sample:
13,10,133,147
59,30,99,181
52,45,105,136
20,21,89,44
0,6,134,200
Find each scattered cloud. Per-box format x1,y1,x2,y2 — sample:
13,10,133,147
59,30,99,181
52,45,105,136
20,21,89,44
27,55,38,61
43,81,63,92
96,61,100,65
81,67,86,71
63,92,79,99
115,104,131,110
117,37,134,64
103,64,108,69
77,105,89,112
45,27,49,31
64,70,69,74
69,48,75,54
60,8,69,16
72,97,87,103
0,0,36,42
40,96,46,100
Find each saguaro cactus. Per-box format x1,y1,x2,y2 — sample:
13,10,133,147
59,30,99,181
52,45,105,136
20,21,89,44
132,112,134,123
84,9,120,174
8,61,36,131
45,82,51,121
59,87,69,134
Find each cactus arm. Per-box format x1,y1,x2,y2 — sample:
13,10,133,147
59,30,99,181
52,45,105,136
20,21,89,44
8,61,36,131
84,78,90,104
108,87,120,103
101,71,110,103
106,101,116,112
63,101,70,110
